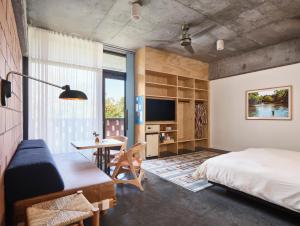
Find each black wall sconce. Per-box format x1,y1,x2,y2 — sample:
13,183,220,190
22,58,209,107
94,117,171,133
1,71,88,106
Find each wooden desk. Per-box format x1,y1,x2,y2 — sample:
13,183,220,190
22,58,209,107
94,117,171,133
71,139,124,174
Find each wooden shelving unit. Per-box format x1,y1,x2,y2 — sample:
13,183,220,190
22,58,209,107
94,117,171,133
135,47,209,158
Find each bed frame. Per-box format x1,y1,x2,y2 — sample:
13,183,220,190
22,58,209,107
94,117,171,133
209,181,300,218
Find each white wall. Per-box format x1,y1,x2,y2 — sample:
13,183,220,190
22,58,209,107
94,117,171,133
210,63,300,152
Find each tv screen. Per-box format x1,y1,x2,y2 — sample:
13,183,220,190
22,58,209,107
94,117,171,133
146,99,175,121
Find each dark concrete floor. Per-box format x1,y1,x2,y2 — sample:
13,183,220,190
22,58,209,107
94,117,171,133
98,172,300,226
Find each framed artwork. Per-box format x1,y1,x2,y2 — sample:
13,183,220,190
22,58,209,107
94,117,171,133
246,86,292,120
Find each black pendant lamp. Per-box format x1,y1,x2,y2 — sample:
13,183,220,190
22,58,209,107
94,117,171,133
1,71,88,106
59,85,87,100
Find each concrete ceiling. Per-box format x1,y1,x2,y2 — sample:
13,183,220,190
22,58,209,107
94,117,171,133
26,0,300,62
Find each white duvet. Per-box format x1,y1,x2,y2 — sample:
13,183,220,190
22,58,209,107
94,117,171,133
193,148,300,213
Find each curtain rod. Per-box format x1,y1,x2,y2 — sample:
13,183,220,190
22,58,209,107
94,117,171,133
103,43,135,55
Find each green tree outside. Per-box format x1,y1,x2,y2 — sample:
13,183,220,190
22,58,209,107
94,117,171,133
105,97,124,118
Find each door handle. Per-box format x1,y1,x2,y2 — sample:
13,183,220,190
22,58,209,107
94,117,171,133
124,109,128,132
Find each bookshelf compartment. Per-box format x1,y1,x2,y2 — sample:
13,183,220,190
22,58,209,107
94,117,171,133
159,143,177,155
195,139,209,150
178,88,194,99
160,123,177,132
195,90,208,100
178,76,194,88
160,130,177,145
195,80,208,90
146,84,177,98
146,70,177,86
178,141,194,152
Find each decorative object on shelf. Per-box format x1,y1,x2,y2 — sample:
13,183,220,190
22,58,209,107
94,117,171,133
93,131,100,143
165,134,171,141
195,102,208,138
1,71,87,106
246,86,292,120
160,132,175,144
166,126,172,131
160,132,165,142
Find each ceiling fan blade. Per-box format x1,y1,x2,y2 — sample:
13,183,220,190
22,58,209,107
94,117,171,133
191,25,217,39
184,45,195,54
148,39,178,44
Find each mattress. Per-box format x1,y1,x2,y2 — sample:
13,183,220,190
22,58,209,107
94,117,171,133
193,148,300,213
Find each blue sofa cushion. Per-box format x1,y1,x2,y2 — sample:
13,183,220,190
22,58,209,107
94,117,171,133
17,139,48,150
5,139,64,224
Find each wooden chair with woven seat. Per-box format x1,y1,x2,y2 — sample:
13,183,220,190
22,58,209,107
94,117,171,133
93,135,128,163
109,142,146,191
107,135,128,158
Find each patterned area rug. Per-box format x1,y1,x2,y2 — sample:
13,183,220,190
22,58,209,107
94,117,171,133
142,151,220,192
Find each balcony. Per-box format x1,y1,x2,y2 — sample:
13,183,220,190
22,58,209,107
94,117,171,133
105,118,125,137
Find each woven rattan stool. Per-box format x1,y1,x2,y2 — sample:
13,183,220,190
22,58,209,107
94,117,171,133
26,191,99,226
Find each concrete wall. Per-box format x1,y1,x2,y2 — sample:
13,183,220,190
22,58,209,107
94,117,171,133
210,63,300,152
0,0,23,224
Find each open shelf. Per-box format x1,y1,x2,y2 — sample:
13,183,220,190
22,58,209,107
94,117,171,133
178,97,193,102
159,142,177,155
178,141,194,152
195,79,208,90
146,70,177,86
195,89,208,100
178,139,194,143
160,130,177,133
178,76,194,88
146,82,177,99
178,85,194,90
146,95,177,100
146,82,177,88
160,141,176,146
195,99,208,102
178,87,194,99
195,139,209,149
195,138,208,141
146,121,177,125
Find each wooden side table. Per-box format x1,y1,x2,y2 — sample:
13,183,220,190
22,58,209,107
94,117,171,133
26,191,99,226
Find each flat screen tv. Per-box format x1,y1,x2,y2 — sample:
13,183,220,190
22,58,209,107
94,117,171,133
146,99,175,121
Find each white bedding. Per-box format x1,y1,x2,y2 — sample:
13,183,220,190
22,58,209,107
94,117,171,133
193,148,300,213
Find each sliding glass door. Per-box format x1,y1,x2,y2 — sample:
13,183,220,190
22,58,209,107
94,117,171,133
103,70,126,137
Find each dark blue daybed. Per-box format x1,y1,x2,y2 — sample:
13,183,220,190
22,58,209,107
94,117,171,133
4,139,64,224
4,139,115,225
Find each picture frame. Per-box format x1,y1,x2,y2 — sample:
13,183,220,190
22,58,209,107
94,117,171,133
246,86,292,120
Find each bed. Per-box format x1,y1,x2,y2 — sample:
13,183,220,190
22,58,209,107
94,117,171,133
193,148,300,213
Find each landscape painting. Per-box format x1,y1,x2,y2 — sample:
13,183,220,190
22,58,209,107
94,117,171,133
246,86,292,120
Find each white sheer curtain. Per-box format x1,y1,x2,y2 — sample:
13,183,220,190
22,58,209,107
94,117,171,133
28,27,103,154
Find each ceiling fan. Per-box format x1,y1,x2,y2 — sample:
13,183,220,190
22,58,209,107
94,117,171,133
149,23,216,54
